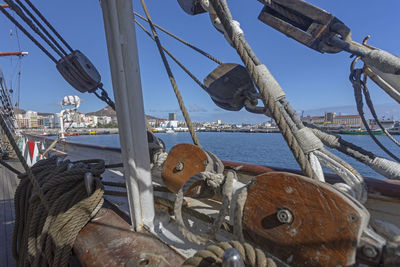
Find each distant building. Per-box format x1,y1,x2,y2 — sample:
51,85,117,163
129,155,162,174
216,119,222,125
333,115,361,127
168,112,177,121
324,112,335,123
302,113,362,128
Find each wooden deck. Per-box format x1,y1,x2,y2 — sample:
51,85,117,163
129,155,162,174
0,160,22,267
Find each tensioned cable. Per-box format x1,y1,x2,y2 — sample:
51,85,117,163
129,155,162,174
139,0,201,147
4,0,65,58
24,0,74,53
350,58,400,162
1,1,117,110
134,12,223,65
361,69,400,147
135,20,209,93
13,0,69,56
0,4,57,63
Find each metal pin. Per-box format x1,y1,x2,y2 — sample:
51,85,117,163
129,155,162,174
222,248,245,267
84,172,94,196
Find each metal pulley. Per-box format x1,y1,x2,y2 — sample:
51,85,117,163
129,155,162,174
203,63,260,112
56,50,102,93
177,0,207,15
162,143,223,193
258,0,351,54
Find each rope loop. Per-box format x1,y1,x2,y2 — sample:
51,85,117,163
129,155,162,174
174,171,235,245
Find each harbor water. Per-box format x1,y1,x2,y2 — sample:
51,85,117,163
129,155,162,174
65,132,400,178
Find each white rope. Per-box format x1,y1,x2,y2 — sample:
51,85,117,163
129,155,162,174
174,171,234,245
309,152,325,182
313,150,367,203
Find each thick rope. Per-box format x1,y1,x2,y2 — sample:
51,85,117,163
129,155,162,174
182,241,276,267
209,0,316,180
13,157,104,267
174,171,234,245
139,0,201,148
310,126,400,180
313,150,367,203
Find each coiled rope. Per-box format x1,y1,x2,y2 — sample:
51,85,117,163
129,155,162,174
13,156,104,267
182,241,276,267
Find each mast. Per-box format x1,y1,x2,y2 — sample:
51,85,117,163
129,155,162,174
100,0,155,230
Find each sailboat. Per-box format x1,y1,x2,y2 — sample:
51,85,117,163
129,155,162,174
0,0,400,266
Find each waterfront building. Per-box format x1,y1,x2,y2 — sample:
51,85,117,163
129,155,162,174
333,115,362,128
168,112,177,121
25,110,38,128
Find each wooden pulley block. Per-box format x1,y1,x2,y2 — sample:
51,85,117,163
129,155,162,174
177,0,207,15
162,143,223,193
243,172,368,267
203,63,256,111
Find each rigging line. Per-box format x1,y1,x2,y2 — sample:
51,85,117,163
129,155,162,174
361,70,400,147
0,5,57,63
14,0,69,56
4,0,65,59
139,0,202,148
134,12,223,65
350,63,400,162
209,0,316,179
135,20,209,93
23,0,74,53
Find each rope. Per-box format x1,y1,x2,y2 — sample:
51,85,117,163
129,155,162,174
13,156,104,267
24,0,74,53
313,150,367,203
42,137,59,158
0,158,22,175
350,61,400,162
208,0,317,180
361,66,400,147
309,126,400,180
182,241,276,267
0,4,57,63
174,171,234,245
139,0,201,148
134,20,209,94
134,12,223,65
13,0,68,56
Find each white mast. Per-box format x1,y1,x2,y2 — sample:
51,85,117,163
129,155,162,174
100,0,155,230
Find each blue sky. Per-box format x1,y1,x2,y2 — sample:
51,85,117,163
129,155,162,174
0,0,399,123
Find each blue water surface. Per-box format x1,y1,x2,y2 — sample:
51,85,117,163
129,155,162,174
66,132,400,178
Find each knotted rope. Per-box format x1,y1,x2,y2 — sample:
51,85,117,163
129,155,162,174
13,156,105,267
182,241,276,267
174,171,235,245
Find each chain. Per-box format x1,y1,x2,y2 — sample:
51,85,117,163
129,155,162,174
93,86,116,111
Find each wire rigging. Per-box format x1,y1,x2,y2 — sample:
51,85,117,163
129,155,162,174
0,0,116,110
134,12,223,65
